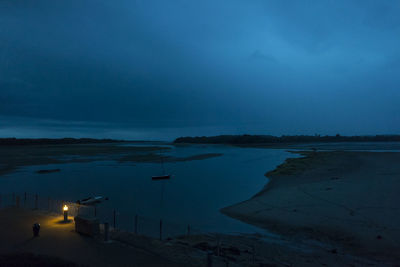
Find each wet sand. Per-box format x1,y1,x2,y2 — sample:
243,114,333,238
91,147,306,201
222,151,400,264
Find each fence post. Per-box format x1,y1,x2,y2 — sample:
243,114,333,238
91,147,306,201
35,194,38,209
159,219,163,241
104,223,109,242
216,235,220,256
113,210,116,228
252,245,256,265
207,252,213,267
16,196,20,208
134,215,138,234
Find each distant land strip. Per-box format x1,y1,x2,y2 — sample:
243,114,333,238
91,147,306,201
0,138,127,146
174,134,400,144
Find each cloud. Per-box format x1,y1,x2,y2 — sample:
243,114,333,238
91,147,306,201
249,50,277,63
0,0,399,136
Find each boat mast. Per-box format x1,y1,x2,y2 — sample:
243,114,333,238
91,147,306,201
161,153,165,175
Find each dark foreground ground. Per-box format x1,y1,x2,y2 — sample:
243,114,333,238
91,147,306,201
0,207,391,267
0,207,180,267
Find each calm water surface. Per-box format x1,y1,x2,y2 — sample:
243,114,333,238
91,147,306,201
0,145,296,235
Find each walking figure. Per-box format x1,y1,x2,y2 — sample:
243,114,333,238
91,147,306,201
33,223,40,237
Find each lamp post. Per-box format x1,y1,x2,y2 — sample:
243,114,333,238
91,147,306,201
63,205,69,222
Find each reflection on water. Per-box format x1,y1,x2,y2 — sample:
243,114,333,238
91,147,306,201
0,145,296,234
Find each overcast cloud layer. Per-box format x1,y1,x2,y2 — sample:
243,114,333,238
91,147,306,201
1,0,399,139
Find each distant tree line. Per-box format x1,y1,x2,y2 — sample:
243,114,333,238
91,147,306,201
0,138,126,146
174,134,400,144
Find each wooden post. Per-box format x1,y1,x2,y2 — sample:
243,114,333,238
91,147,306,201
252,245,256,265
35,194,38,209
207,252,213,267
216,236,220,256
134,215,138,234
104,223,109,242
16,196,20,208
159,219,163,241
113,209,116,228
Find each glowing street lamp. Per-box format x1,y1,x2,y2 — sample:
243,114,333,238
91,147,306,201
63,205,69,222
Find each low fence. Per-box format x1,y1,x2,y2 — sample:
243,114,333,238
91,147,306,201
0,192,201,240
1,192,266,266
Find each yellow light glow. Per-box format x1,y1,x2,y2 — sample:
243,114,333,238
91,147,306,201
63,205,68,211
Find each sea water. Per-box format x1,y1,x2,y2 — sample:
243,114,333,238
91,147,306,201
0,144,295,235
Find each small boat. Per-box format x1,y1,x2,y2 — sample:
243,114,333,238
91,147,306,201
151,151,172,181
77,196,108,206
36,168,61,174
152,175,171,180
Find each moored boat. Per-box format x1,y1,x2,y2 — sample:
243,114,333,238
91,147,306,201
152,175,171,180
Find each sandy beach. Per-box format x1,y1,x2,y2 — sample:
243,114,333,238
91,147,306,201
222,151,400,264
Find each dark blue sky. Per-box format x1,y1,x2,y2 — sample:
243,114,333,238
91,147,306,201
1,0,399,139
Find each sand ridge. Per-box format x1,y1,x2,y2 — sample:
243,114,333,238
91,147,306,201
222,151,400,264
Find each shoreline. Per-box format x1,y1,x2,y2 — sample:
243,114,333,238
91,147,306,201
221,150,400,263
0,143,222,177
